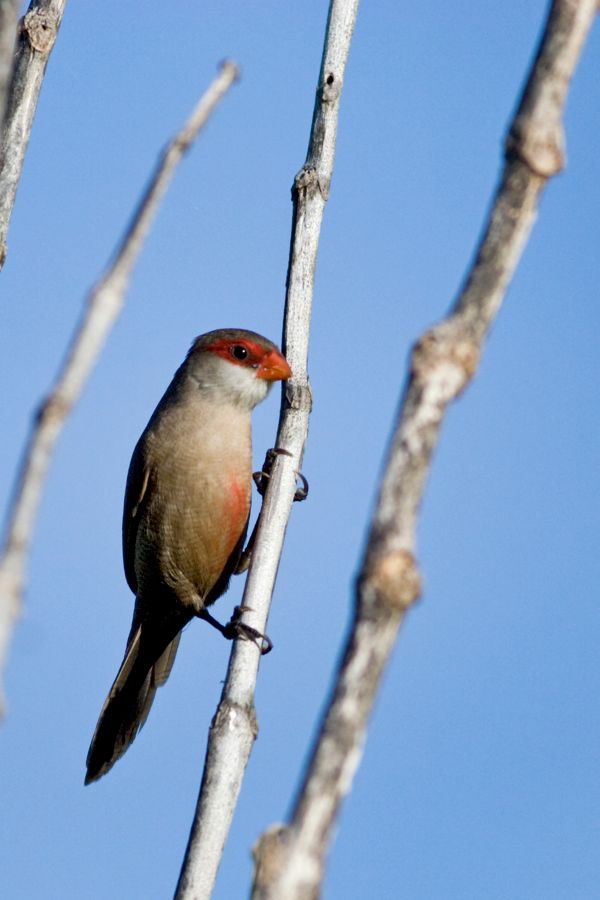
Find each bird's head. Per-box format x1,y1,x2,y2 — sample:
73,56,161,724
184,328,292,409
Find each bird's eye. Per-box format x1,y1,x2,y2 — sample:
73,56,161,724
231,344,249,361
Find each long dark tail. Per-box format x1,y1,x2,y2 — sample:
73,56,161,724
85,610,190,784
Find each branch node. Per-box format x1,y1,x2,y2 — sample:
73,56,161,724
292,165,320,200
285,378,313,413
23,8,60,54
321,70,340,103
211,697,258,741
361,549,421,614
506,117,565,178
411,323,480,397
251,824,291,895
35,392,71,426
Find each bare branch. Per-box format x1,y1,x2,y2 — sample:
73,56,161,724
0,1,21,128
174,3,360,898
0,0,67,270
0,60,239,712
251,2,598,898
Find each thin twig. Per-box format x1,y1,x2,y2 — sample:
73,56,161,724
174,3,360,898
0,0,67,270
0,0,21,130
251,2,598,898
0,60,239,712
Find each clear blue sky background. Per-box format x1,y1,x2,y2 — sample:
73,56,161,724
1,2,598,898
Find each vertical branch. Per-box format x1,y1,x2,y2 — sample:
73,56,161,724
0,0,67,270
0,62,239,712
174,2,360,899
251,2,598,898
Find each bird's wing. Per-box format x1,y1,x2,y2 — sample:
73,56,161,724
122,441,150,595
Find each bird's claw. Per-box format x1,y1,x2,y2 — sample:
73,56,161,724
293,471,309,501
224,605,273,655
253,447,309,502
252,469,269,495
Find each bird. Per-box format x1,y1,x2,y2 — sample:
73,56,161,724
85,328,292,784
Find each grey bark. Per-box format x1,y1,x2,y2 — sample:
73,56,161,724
0,61,239,713
174,3,360,898
0,0,67,269
0,0,20,130
251,2,599,898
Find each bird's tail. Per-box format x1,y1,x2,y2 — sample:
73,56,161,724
85,611,189,784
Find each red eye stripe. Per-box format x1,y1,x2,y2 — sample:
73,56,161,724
204,338,266,367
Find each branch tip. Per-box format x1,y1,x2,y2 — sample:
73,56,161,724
218,59,240,82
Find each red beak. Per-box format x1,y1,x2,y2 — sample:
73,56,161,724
257,348,292,382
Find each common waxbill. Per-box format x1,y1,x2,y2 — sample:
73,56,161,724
85,329,291,784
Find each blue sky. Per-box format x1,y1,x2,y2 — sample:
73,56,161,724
1,2,599,898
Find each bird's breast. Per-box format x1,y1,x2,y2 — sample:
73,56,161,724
134,398,252,607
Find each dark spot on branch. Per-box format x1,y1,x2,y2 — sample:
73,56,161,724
322,71,340,104
35,393,71,425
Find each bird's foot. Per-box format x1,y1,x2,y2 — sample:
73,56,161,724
253,447,309,501
223,605,273,655
198,605,272,654
235,452,308,575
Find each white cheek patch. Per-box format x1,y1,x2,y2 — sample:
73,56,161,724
214,357,272,409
